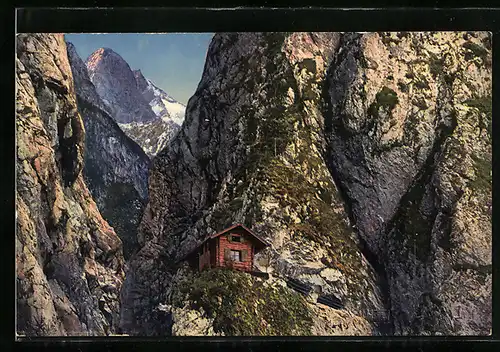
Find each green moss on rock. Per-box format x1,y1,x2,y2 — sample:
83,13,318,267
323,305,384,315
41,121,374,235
429,52,445,78
376,86,399,110
470,153,492,196
260,158,363,279
172,268,313,336
464,96,492,138
462,41,489,62
368,86,399,120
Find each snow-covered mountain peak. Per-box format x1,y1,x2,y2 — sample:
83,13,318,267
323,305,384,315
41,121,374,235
83,47,186,157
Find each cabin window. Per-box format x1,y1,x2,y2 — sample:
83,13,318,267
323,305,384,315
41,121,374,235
232,235,241,242
230,250,242,262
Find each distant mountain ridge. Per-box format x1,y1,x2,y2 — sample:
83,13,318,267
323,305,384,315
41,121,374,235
85,47,185,158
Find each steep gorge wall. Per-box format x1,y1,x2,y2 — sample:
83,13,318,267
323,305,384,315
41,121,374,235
67,42,150,259
323,31,492,335
122,32,491,336
16,33,125,336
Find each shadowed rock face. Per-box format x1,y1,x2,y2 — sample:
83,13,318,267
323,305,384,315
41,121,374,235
16,34,125,336
323,32,491,335
121,32,491,337
67,42,151,260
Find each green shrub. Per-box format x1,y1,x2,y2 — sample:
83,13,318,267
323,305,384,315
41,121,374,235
429,52,445,78
376,86,399,109
172,268,313,335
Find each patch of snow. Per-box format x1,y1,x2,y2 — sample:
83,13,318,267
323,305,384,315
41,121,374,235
161,99,186,125
151,104,164,116
143,78,186,126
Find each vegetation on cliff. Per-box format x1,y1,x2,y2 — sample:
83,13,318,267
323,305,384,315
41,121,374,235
171,268,312,335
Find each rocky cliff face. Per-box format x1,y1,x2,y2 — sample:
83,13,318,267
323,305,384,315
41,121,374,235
121,32,387,336
16,34,125,336
86,48,182,157
67,42,151,260
323,31,491,335
86,48,156,124
121,32,491,336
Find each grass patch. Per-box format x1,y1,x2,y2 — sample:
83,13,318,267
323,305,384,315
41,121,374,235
376,86,399,109
261,159,362,278
172,268,313,336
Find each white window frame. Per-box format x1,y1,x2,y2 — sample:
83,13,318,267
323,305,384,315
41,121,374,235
230,249,241,262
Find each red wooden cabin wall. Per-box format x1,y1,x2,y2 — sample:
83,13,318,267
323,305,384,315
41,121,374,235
217,231,254,272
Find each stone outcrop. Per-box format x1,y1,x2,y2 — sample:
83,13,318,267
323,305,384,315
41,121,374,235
310,303,373,335
121,32,491,336
117,118,179,158
67,42,150,259
134,69,185,127
16,33,125,336
16,31,490,337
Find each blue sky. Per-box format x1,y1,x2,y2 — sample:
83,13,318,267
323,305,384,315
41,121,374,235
64,33,214,105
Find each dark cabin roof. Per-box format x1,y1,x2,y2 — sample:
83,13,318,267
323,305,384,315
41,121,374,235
179,224,269,262
209,223,269,248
